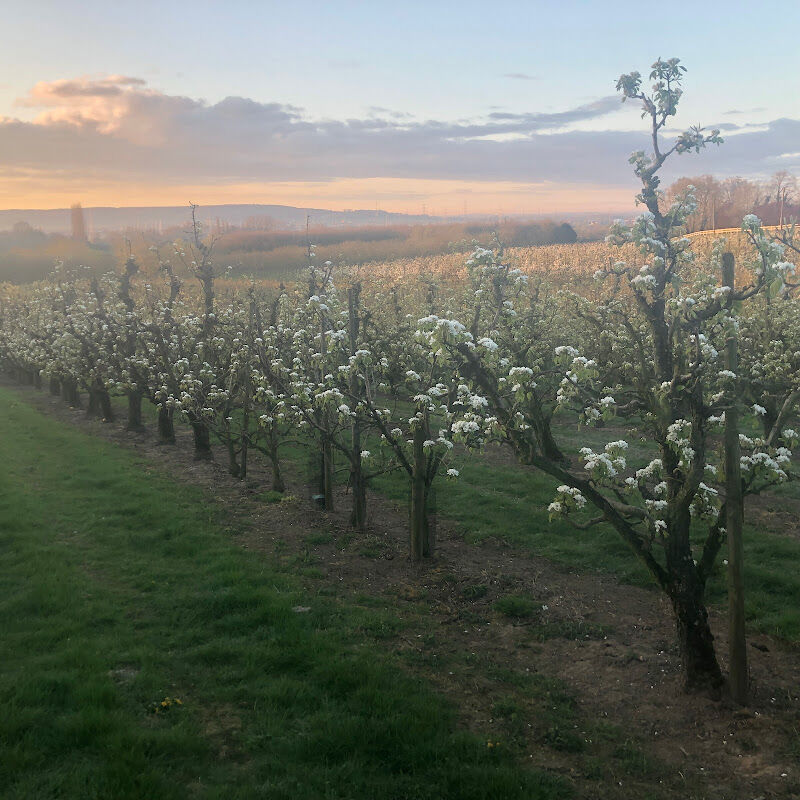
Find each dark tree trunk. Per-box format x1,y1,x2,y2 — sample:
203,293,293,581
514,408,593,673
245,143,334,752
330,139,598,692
268,429,284,492
271,457,285,493
410,478,427,560
225,433,240,477
33,371,42,390
49,377,61,396
347,283,367,531
350,461,367,532
191,421,213,460
86,389,100,417
537,417,566,462
321,436,334,510
61,379,80,406
240,411,249,481
126,390,144,431
422,495,434,557
238,440,247,480
668,577,724,695
87,386,113,421
760,402,778,440
157,404,176,444
410,423,433,559
662,496,724,695
99,390,113,421
410,483,433,560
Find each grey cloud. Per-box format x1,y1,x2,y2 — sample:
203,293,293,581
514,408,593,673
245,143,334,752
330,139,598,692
722,107,767,115
680,118,800,177
484,97,619,128
3,76,798,190
709,122,756,132
503,72,538,80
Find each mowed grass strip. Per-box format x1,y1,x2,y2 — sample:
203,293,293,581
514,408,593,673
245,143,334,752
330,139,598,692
0,388,567,800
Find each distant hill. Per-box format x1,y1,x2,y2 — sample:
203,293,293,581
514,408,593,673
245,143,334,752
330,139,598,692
0,204,635,236
0,204,439,235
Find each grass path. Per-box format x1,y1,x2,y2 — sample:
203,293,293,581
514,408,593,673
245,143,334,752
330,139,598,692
0,387,567,800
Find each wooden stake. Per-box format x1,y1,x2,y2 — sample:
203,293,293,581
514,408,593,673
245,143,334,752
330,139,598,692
723,251,747,705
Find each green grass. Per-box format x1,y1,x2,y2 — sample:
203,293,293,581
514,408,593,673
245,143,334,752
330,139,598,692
494,595,538,619
0,388,568,800
461,583,488,600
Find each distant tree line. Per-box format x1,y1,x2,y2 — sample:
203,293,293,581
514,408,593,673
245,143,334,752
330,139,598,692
0,222,114,283
214,226,405,254
668,170,798,232
464,220,578,246
0,217,581,284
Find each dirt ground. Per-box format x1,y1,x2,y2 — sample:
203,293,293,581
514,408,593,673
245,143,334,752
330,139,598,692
6,379,799,800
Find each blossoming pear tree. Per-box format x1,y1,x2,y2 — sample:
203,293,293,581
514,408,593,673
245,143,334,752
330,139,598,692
444,59,797,693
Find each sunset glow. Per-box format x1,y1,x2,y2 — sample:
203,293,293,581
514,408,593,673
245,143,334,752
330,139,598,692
0,176,637,216
0,0,797,214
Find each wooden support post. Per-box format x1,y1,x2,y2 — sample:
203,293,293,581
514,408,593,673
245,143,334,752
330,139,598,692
723,251,747,705
410,421,427,561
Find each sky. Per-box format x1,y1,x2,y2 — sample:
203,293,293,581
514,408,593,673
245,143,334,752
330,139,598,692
1,0,799,214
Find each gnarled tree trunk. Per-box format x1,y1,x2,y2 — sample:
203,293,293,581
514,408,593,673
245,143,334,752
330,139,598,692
271,458,285,493
350,460,367,532
321,435,334,510
158,404,176,444
87,384,113,421
127,390,144,431
191,421,212,460
669,584,723,695
61,379,80,406
410,422,433,560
